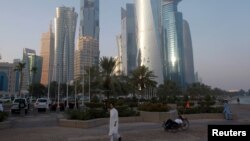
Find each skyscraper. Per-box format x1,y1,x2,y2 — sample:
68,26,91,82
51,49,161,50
74,36,99,79
183,19,195,85
118,3,137,75
53,6,77,83
40,24,54,86
22,48,36,91
75,0,100,78
80,0,99,40
135,0,164,85
162,0,186,88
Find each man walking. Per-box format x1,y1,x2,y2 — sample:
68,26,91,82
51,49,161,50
109,102,122,141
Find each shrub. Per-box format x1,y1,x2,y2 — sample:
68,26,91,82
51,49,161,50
0,112,9,122
85,102,104,109
177,106,224,114
116,105,138,117
138,103,169,112
66,109,108,120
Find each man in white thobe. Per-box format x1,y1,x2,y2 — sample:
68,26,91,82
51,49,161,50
109,103,122,141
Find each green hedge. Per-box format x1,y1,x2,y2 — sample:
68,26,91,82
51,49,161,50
66,109,109,120
178,106,223,114
66,105,138,120
138,103,169,112
0,112,9,122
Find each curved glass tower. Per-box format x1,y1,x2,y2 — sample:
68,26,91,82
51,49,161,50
162,0,185,88
53,7,77,83
183,20,195,85
135,0,163,85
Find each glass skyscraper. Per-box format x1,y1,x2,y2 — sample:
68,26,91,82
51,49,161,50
53,7,77,83
80,0,99,40
118,3,137,75
162,0,186,88
135,0,164,85
183,19,195,85
22,48,36,90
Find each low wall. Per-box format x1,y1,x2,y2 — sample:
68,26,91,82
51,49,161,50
59,111,229,129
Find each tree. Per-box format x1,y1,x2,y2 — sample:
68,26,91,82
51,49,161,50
157,80,182,103
14,62,26,97
130,65,157,97
100,56,117,100
186,82,212,100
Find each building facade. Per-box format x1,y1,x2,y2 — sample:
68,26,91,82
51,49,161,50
80,0,99,40
53,6,77,83
162,0,186,88
40,25,54,86
118,3,137,75
0,60,20,96
76,0,100,79
183,19,195,85
74,36,99,79
22,48,36,91
135,0,164,85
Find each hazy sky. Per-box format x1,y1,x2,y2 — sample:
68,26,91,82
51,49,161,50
0,0,249,91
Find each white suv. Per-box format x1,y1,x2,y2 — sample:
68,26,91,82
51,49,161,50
34,98,50,111
11,98,28,114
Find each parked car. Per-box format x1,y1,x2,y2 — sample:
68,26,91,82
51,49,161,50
11,98,28,114
34,98,51,111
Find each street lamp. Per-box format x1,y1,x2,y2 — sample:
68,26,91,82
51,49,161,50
57,64,60,112
81,65,85,108
88,66,91,103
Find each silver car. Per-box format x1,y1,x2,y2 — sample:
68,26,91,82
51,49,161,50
11,98,28,114
34,98,50,111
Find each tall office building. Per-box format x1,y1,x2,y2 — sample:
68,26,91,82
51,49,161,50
80,0,99,40
162,0,186,88
40,24,54,86
29,55,42,84
116,35,123,75
135,0,164,85
53,6,77,83
74,36,99,79
183,19,195,85
118,3,137,75
22,48,36,91
75,0,100,78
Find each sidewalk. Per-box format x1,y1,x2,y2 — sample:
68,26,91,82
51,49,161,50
0,104,249,141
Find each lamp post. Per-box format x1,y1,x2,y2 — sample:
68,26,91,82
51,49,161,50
57,64,60,112
73,80,77,109
88,66,90,103
81,65,84,108
66,81,69,109
47,63,51,102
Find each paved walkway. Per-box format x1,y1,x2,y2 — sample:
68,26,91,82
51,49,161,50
0,104,249,141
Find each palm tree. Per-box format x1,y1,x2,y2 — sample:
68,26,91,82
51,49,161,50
14,62,26,97
157,80,182,102
30,66,37,97
130,65,157,97
100,56,117,100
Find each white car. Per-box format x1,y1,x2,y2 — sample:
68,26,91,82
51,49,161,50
34,98,50,111
11,98,28,114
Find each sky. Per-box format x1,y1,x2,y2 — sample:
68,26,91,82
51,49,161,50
0,0,250,91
